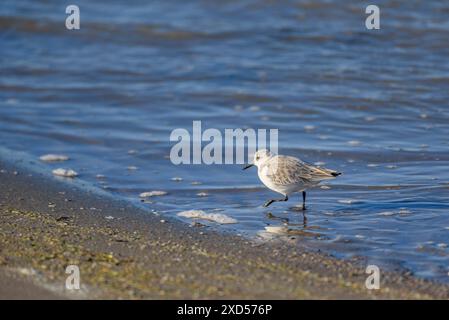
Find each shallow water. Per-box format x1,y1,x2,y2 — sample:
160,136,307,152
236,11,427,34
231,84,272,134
1,1,449,281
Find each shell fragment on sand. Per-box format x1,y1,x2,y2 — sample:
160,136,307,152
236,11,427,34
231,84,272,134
177,210,237,224
139,191,168,198
40,154,69,162
52,168,78,178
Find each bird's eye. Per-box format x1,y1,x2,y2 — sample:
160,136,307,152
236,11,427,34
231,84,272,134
256,156,260,161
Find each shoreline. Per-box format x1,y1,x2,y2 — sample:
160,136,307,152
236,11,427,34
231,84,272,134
0,156,448,299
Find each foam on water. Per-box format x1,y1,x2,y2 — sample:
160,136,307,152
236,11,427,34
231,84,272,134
40,154,69,162
177,210,237,224
52,168,78,178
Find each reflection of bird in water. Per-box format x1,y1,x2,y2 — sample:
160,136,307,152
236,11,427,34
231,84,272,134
244,149,341,210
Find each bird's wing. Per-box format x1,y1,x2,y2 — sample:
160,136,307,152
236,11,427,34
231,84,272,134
264,156,338,185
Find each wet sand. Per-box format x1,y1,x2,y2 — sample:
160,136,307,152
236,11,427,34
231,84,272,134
0,158,448,299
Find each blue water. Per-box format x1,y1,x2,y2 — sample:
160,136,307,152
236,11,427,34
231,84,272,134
1,0,449,281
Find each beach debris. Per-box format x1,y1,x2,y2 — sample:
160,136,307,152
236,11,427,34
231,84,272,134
52,168,78,178
56,216,72,222
40,154,69,162
190,221,206,228
139,191,167,198
177,210,237,224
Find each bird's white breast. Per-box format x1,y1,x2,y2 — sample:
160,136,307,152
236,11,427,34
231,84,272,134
258,165,306,196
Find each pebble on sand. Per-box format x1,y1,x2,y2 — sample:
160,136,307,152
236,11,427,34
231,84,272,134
52,168,78,178
139,191,167,198
40,154,69,162
177,210,237,224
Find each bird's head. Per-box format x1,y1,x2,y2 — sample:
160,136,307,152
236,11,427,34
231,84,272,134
243,149,274,170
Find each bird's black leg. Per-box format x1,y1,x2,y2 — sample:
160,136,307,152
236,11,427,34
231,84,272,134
263,195,288,208
302,191,307,210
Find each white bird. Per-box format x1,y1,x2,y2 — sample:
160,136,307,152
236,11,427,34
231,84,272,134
243,149,341,209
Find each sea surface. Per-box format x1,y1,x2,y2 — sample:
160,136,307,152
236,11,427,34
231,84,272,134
1,1,449,281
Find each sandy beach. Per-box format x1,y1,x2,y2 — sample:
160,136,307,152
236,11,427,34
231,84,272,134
1,157,448,299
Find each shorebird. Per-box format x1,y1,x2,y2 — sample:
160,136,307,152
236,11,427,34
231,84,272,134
243,149,341,210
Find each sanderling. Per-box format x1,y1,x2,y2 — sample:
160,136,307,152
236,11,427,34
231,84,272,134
243,149,341,209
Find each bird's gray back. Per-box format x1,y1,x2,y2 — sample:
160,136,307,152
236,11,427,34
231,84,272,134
261,155,335,185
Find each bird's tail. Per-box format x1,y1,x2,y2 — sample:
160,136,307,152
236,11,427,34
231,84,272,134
311,166,342,180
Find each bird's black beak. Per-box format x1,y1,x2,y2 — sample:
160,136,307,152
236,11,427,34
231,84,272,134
243,164,255,170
